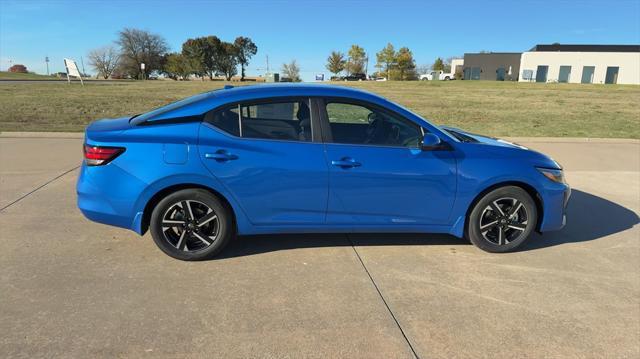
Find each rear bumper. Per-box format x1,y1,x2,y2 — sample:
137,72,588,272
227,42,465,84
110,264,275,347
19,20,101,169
76,163,141,233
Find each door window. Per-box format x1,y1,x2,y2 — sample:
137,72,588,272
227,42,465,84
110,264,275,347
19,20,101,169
581,66,595,84
605,67,619,84
536,65,548,82
240,100,312,141
471,67,481,80
205,99,312,141
558,66,571,83
325,101,422,148
206,106,241,136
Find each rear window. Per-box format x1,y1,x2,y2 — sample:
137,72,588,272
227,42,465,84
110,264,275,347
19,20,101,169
130,92,212,125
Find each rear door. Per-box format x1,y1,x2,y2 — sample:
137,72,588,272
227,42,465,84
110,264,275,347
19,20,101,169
198,97,328,225
318,99,457,225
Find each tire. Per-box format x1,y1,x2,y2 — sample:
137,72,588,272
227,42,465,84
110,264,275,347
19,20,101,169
444,77,450,80
150,189,233,261
466,186,537,253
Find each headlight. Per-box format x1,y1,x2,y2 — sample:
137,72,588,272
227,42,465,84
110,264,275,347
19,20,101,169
537,167,565,184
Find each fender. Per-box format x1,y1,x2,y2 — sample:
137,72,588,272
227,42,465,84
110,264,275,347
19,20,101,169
448,172,545,238
130,173,252,235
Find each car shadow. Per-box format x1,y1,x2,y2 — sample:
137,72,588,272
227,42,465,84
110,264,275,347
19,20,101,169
522,189,639,250
216,189,638,259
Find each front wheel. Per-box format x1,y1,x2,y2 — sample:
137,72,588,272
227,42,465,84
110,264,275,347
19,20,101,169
150,189,233,261
466,186,537,253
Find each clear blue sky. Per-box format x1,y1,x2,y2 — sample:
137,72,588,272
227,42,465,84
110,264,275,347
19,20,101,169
1,0,639,81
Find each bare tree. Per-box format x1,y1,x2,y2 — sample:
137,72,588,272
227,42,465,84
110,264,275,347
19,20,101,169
281,60,301,82
88,46,120,79
117,28,168,79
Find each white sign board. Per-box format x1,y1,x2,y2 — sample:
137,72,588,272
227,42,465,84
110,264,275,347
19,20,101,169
64,58,83,85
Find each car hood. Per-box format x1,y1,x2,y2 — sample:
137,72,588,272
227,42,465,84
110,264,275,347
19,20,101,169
441,126,562,169
441,126,529,150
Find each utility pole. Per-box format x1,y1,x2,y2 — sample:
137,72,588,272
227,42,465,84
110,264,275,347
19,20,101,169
266,55,270,74
80,56,86,77
45,56,50,75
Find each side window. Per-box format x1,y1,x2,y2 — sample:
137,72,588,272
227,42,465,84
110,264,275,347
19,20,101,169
206,106,240,137
240,100,312,141
205,99,312,142
325,102,422,148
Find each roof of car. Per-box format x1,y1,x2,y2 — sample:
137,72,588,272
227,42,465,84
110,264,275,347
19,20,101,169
210,83,382,101
139,83,388,122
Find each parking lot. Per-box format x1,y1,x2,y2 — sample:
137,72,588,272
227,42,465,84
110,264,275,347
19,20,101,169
1,134,638,358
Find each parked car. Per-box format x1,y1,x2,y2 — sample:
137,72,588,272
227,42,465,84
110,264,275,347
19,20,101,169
77,84,570,260
343,73,367,81
420,70,455,81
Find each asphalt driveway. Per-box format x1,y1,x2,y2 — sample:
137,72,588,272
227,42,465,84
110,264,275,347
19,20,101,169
1,134,638,358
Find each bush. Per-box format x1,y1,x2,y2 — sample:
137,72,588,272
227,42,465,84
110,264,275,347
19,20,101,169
8,64,28,73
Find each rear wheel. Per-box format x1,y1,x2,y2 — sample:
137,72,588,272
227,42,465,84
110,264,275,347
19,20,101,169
466,186,537,253
150,189,233,261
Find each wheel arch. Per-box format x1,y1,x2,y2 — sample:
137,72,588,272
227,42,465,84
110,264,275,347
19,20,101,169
463,181,544,236
140,183,237,235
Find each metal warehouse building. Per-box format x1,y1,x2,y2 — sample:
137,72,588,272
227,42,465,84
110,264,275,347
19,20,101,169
462,53,522,81
519,44,640,84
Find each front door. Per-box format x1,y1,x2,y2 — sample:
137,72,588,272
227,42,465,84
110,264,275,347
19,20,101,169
496,67,505,81
198,98,328,225
319,100,457,225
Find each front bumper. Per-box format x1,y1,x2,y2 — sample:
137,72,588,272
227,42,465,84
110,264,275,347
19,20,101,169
539,183,571,232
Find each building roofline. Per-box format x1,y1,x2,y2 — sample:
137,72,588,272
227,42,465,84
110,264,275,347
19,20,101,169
463,52,522,56
529,44,640,52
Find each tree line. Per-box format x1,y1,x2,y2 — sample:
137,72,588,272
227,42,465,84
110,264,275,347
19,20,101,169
88,28,257,81
327,43,458,81
325,43,417,80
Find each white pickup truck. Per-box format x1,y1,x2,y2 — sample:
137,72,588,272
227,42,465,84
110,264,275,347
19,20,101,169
420,70,455,81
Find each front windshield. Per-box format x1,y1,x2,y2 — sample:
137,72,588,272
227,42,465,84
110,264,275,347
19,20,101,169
129,91,213,125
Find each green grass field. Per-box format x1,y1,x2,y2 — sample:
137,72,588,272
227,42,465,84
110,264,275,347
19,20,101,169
1,80,638,138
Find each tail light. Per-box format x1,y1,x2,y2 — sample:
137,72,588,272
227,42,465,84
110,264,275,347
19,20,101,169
83,145,125,166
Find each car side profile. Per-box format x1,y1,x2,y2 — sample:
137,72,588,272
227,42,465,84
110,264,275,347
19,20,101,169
77,84,570,260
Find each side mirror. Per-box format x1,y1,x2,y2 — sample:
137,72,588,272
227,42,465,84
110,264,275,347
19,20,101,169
421,133,442,150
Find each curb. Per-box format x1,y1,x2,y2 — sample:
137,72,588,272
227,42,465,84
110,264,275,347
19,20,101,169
503,137,640,144
0,132,84,139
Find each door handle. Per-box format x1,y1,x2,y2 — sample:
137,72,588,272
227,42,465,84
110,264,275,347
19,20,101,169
331,157,361,168
205,150,238,162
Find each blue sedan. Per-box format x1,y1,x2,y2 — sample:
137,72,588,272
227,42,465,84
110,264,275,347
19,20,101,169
77,84,570,260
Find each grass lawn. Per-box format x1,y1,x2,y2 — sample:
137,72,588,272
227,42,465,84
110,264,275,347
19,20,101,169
0,80,638,138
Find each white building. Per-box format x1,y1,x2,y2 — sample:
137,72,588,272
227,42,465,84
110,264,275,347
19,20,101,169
519,44,640,85
450,58,464,75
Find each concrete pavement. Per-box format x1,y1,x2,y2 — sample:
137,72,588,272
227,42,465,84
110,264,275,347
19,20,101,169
0,135,638,358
